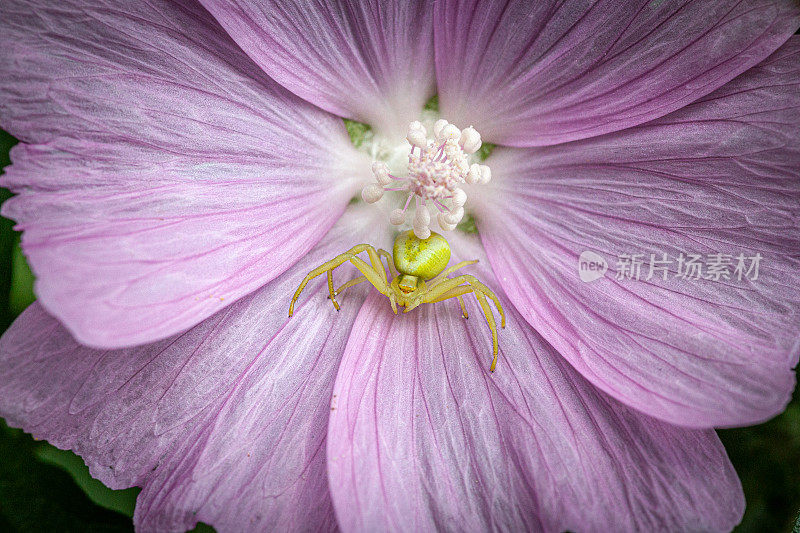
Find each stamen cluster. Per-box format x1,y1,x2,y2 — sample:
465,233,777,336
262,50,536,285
361,120,491,239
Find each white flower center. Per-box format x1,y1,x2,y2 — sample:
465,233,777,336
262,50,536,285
361,120,492,239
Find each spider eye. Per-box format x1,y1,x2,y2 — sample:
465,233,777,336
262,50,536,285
398,274,418,293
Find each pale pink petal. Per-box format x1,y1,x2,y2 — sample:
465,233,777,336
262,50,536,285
0,0,369,347
327,234,743,531
0,206,390,532
435,0,800,146
199,0,435,137
472,39,800,427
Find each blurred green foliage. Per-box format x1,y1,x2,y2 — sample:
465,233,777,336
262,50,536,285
0,122,798,533
0,130,16,333
34,444,140,517
720,402,800,531
8,242,35,317
343,118,371,149
0,131,141,531
0,421,134,532
0,132,215,531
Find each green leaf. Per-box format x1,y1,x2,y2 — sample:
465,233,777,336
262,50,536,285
423,94,439,113
0,130,19,330
35,446,139,518
0,129,36,319
476,142,496,162
342,119,371,148
719,395,800,532
1,421,219,532
0,421,134,532
456,213,479,235
9,240,35,317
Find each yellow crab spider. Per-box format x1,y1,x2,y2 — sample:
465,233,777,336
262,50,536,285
289,230,506,371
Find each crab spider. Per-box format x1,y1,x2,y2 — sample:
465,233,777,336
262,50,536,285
289,230,506,371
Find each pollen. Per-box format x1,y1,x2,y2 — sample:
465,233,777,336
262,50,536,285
361,120,492,239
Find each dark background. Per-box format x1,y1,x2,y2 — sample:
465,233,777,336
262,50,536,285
0,121,798,531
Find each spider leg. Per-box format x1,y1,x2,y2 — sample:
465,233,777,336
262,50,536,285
419,274,504,325
328,247,388,310
366,247,388,285
426,262,481,318
428,260,479,286
405,276,463,313
472,290,500,372
421,281,500,371
327,270,339,311
289,244,389,316
425,274,469,318
455,275,506,329
349,256,390,296
377,248,398,278
328,275,367,298
425,284,470,319
376,248,399,313
456,291,468,319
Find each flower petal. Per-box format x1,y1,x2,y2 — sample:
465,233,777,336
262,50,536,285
472,39,800,427
0,205,390,532
327,234,743,531
434,0,800,146
0,0,369,347
199,0,436,137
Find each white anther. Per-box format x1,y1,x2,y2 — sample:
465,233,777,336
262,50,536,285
366,120,491,231
408,120,425,134
389,208,406,225
406,121,427,148
413,222,431,240
433,119,449,140
444,206,464,225
465,163,481,184
454,158,470,175
440,124,461,141
479,165,492,184
451,188,467,207
459,126,482,154
438,212,458,231
414,204,431,227
361,183,384,204
407,129,427,149
371,161,392,186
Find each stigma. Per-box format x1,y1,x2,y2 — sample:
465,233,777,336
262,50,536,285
361,120,491,239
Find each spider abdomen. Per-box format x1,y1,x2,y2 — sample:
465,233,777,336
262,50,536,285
393,230,451,280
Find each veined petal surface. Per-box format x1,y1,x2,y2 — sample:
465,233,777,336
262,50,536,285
200,0,436,138
0,0,369,347
435,0,800,146
0,206,389,532
474,39,800,427
327,233,743,532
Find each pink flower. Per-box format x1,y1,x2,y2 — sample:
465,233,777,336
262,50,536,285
1,0,799,530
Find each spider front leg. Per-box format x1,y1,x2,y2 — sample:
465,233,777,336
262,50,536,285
418,275,505,328
326,270,339,311
420,274,506,372
330,249,394,302
427,261,479,318
377,249,398,278
422,283,470,318
433,276,470,318
329,275,367,298
289,244,390,317
428,260,478,285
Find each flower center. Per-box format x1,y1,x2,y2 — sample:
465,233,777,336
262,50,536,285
361,120,492,239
